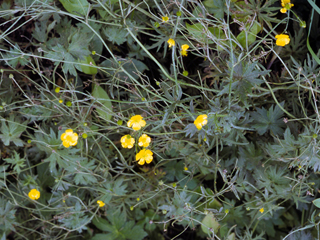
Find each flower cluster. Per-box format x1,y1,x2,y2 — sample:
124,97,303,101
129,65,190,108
61,129,78,148
280,0,294,13
122,115,153,165
28,189,40,200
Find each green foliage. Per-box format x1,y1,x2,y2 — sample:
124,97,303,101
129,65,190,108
91,84,113,121
92,209,147,240
4,151,25,175
0,0,318,239
0,197,17,234
59,0,89,16
0,115,26,146
251,102,286,136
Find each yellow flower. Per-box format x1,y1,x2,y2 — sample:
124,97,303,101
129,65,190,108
167,38,175,48
275,34,290,47
28,189,40,200
127,115,146,131
181,50,187,57
61,129,78,148
97,200,105,207
181,44,189,56
136,149,153,165
59,99,63,103
259,208,264,213
194,114,208,130
121,135,135,148
162,15,169,22
280,0,294,13
138,134,151,147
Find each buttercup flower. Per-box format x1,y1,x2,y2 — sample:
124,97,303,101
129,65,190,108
194,114,208,130
167,38,175,48
180,44,190,57
136,149,153,165
259,208,264,213
275,34,290,47
28,189,40,200
138,134,151,147
61,129,78,148
127,115,146,131
280,0,294,13
121,135,135,148
97,200,105,207
162,15,169,22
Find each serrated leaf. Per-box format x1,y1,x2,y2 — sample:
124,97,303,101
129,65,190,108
201,212,220,235
59,0,89,16
3,44,29,68
4,151,25,175
0,115,26,147
92,210,147,240
92,84,113,121
251,102,286,136
32,20,48,42
103,26,128,45
68,32,91,59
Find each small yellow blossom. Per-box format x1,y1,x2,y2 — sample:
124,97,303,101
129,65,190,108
55,87,60,93
97,200,105,207
280,0,294,13
162,15,169,22
121,135,135,149
28,189,40,200
184,166,188,171
127,115,146,131
194,114,208,130
61,129,78,148
136,149,153,165
275,34,290,47
167,38,175,48
59,99,63,103
180,44,189,57
138,134,151,147
259,208,264,213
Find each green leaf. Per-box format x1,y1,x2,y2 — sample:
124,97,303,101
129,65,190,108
0,197,17,232
65,160,97,185
0,115,26,146
251,101,286,136
92,84,113,121
59,0,90,16
313,198,320,208
103,26,128,45
3,44,29,68
68,32,91,59
203,0,225,18
201,212,220,235
32,20,48,42
100,58,148,81
4,151,26,175
237,21,261,48
92,210,147,240
79,55,97,75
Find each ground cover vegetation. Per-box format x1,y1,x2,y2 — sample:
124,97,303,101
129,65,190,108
0,0,320,239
